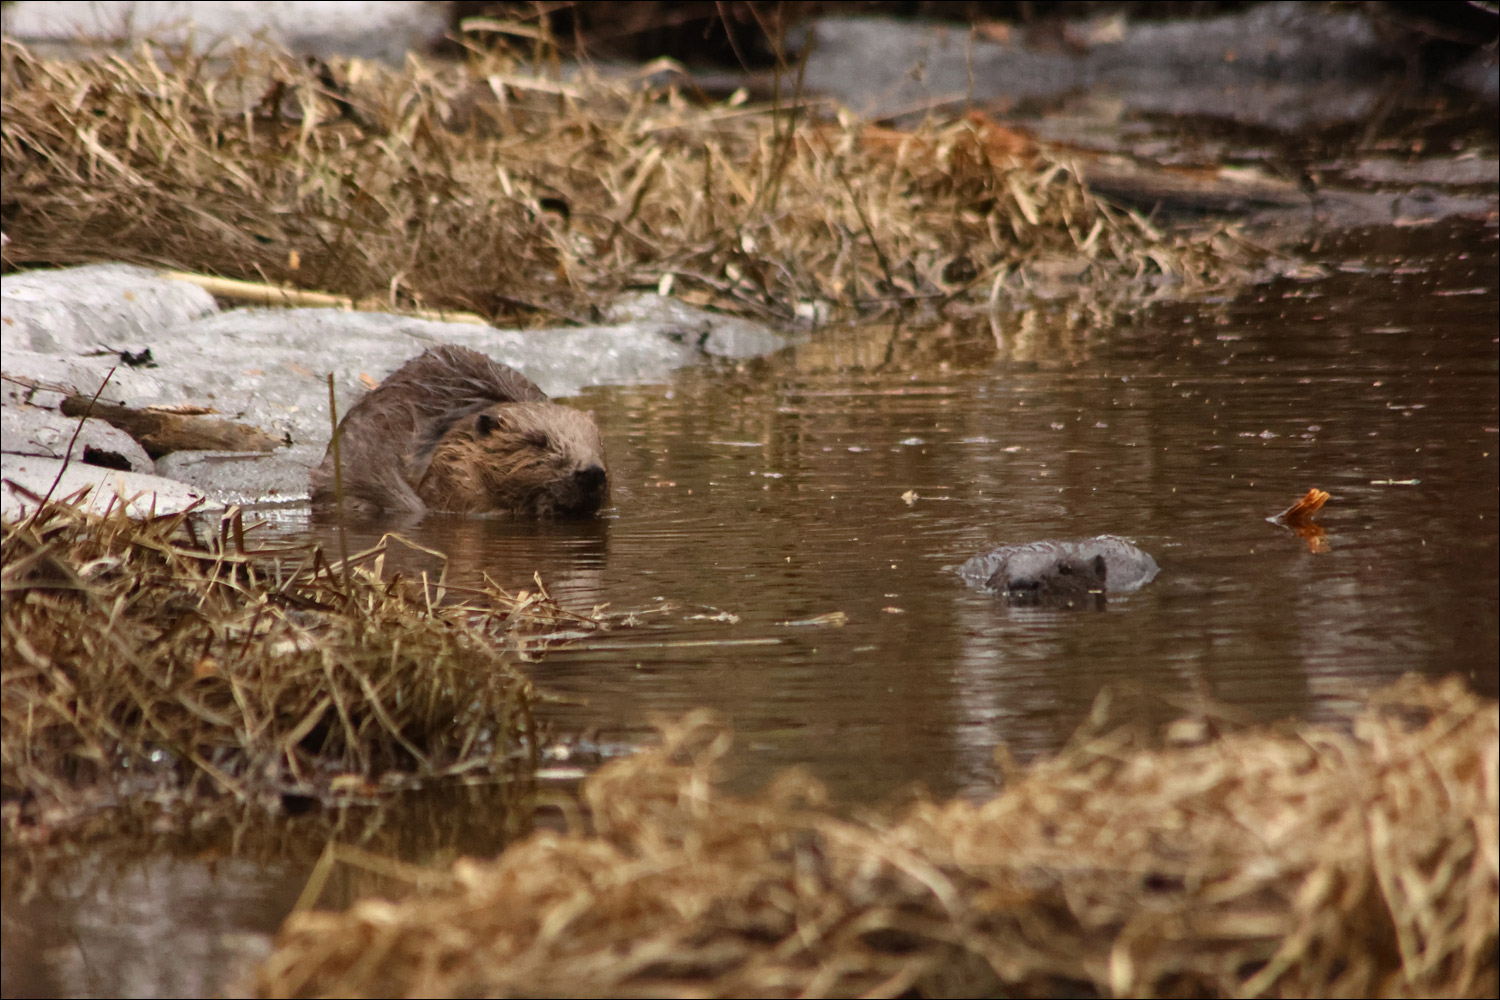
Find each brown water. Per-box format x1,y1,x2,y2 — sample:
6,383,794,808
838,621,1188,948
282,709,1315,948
300,219,1498,804
3,219,1496,997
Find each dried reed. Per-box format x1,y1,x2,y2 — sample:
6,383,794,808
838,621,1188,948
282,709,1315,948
1,40,1251,326
256,677,1497,998
0,494,598,831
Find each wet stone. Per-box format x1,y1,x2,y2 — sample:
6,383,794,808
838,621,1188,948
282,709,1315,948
0,405,155,475
0,0,448,63
0,455,206,519
153,449,320,506
0,263,217,355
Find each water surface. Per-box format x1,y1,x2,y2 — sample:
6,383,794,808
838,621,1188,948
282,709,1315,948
304,217,1500,802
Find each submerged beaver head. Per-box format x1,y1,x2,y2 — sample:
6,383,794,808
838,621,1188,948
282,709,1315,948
987,551,1107,607
415,401,609,516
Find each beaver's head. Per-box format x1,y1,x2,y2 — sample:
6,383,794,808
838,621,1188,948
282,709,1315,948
989,551,1107,607
418,401,609,516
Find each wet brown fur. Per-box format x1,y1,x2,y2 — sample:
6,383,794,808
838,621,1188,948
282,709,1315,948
311,345,608,517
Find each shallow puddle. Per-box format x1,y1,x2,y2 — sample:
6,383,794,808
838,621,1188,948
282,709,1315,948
4,218,1496,997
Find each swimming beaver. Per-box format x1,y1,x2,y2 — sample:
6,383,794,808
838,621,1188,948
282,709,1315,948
958,536,1158,606
310,345,608,517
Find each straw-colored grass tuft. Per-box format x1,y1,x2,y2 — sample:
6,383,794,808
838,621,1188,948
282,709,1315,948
1,41,1252,325
0,495,585,832
256,677,1497,998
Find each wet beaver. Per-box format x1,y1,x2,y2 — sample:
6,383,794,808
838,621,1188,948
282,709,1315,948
310,345,608,517
958,536,1158,606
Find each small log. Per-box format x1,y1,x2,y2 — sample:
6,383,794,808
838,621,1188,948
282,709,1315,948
59,396,280,458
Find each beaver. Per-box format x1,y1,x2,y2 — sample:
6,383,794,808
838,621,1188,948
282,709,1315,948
958,535,1158,606
310,345,608,517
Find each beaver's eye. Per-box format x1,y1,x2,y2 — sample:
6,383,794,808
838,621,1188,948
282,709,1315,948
523,430,551,450
475,414,500,437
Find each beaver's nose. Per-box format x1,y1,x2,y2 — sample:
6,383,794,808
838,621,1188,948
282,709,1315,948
574,465,608,494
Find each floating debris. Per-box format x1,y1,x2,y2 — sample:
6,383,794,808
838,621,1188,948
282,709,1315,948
1271,487,1331,525
777,611,849,627
1270,487,1331,552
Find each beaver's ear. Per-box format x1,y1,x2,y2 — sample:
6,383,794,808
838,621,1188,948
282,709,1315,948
475,413,499,437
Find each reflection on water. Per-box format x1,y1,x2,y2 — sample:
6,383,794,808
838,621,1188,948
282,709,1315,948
4,219,1495,997
0,786,532,999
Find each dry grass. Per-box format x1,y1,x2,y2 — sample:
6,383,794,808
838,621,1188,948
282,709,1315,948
256,677,1497,998
1,494,608,834
0,40,1255,326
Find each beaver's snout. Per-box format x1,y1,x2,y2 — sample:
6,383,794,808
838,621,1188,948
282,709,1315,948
574,464,608,496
